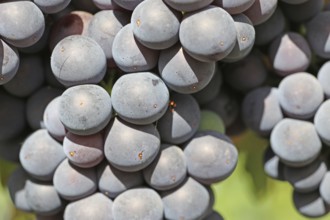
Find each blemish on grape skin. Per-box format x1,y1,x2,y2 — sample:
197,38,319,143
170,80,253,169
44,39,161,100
219,41,224,46
241,36,247,41
136,19,141,27
169,100,177,113
153,104,157,108
138,151,144,160
69,151,76,157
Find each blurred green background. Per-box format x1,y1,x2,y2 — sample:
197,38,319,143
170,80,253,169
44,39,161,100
1,129,330,220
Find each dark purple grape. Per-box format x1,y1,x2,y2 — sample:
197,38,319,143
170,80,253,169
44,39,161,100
7,166,32,212
278,72,324,119
223,50,268,92
0,1,45,47
104,117,160,172
143,144,187,190
131,0,182,50
63,131,104,168
19,129,66,181
0,39,19,85
179,5,236,62
26,86,63,130
71,0,99,13
36,211,64,220
281,0,308,3
223,14,255,62
270,118,322,167
112,0,143,10
97,161,144,198
280,0,323,23
269,32,311,77
306,11,330,59
111,72,169,125
59,84,112,136
204,210,225,220
254,7,286,46
242,86,283,136
25,179,65,216
284,158,327,193
263,146,285,180
64,193,114,220
157,93,201,144
317,61,330,99
314,100,330,146
293,190,329,218
158,43,216,94
244,0,277,25
33,0,71,14
53,159,97,201
3,54,45,98
161,177,211,220
112,23,159,72
87,10,130,68
49,11,93,51
51,35,107,87
43,96,66,141
184,130,238,184
112,188,163,220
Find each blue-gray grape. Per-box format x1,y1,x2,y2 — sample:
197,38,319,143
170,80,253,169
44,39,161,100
0,39,19,85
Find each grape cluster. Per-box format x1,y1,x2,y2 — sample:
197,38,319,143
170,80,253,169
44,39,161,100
0,0,253,219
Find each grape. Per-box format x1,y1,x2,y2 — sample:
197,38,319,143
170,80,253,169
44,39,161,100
104,117,160,172
284,158,327,193
112,187,163,220
71,0,99,13
63,131,104,168
317,61,330,99
277,72,324,119
0,1,45,47
293,190,329,218
213,0,255,14
51,35,107,87
0,39,19,85
3,54,45,98
19,129,66,181
111,72,169,125
0,132,27,162
280,0,308,4
59,84,112,136
242,86,283,136
112,0,143,11
223,50,268,92
33,0,71,14
43,96,66,141
254,7,286,46
280,0,323,23
223,14,255,62
161,177,210,220
268,32,311,77
26,86,63,130
156,93,201,144
203,88,240,128
64,193,113,220
314,100,330,146
25,179,64,216
0,90,26,141
320,172,330,205
53,159,97,201
87,10,130,68
306,11,330,59
263,146,285,181
192,67,222,105
49,11,93,51
199,109,226,134
244,0,277,25
143,144,187,190
179,5,236,62
158,43,216,94
7,166,32,212
93,0,118,9
131,0,182,50
36,211,64,220
112,23,159,72
270,118,322,167
164,0,213,12
184,130,238,184
97,161,144,198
